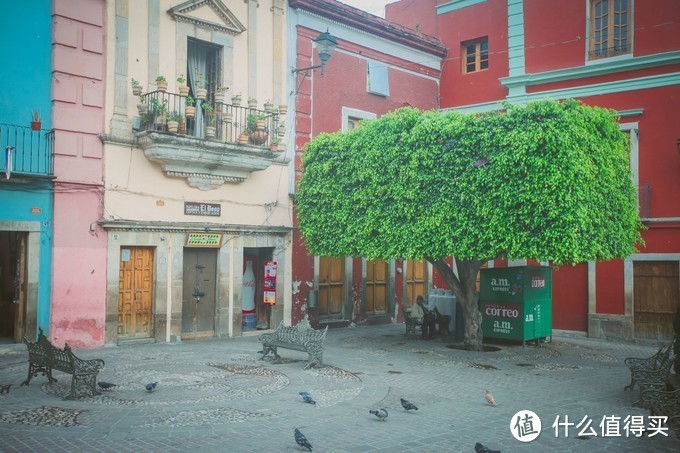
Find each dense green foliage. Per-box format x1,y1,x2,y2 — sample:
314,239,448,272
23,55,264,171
297,100,643,266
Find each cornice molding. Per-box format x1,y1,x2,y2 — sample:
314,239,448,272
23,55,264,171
100,219,292,234
501,51,680,89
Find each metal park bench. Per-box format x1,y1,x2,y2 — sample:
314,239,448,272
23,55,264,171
258,318,328,369
21,328,105,399
624,343,673,392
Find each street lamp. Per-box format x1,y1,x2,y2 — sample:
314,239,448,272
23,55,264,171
291,29,337,76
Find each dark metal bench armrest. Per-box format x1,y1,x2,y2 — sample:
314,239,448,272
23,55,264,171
625,344,672,371
643,388,680,414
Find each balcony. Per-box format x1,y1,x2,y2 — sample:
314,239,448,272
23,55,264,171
0,124,54,180
134,91,287,189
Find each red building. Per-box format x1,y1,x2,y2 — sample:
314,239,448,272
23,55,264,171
287,0,446,327
386,0,680,340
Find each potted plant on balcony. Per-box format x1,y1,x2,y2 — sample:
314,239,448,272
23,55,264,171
202,103,216,138
176,74,189,97
167,111,181,133
131,78,143,96
137,94,148,115
247,113,268,145
185,95,196,118
231,93,242,106
31,110,42,131
193,67,207,100
155,75,168,92
150,97,167,129
263,100,273,113
238,129,249,145
214,86,228,104
277,120,286,137
247,97,258,109
270,136,282,152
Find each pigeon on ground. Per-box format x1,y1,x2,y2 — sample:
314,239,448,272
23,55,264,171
299,391,316,405
97,381,117,390
0,384,11,394
485,389,497,405
145,382,158,392
294,428,312,451
369,408,388,421
400,398,418,411
475,442,501,453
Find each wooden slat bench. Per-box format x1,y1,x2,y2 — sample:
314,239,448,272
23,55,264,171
21,328,105,399
258,318,328,369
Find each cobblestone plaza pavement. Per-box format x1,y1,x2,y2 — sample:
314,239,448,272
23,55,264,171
1,324,679,452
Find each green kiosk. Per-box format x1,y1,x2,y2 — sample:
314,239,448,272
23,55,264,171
480,266,552,346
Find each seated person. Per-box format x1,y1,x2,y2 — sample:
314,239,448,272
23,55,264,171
411,295,437,339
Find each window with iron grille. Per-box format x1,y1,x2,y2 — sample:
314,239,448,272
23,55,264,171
589,0,632,60
462,38,488,74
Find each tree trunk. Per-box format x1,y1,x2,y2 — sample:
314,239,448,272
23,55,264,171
427,257,484,350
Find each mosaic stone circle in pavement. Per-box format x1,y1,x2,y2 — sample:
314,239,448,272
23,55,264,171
0,350,364,428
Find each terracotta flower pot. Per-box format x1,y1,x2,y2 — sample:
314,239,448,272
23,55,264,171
31,121,42,131
249,130,268,145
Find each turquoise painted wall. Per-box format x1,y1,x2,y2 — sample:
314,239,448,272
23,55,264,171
0,0,52,128
0,185,53,332
0,0,53,335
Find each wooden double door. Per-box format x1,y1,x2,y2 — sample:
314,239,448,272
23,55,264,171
318,258,391,319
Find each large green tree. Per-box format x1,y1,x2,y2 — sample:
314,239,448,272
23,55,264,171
296,100,643,350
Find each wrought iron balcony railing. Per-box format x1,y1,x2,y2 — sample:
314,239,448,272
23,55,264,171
0,123,54,179
135,91,283,148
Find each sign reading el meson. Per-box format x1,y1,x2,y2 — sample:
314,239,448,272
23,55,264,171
184,202,221,217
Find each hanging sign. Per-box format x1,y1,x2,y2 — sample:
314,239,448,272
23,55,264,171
185,232,223,248
263,261,277,305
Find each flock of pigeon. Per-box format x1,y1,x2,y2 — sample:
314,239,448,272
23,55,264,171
95,380,500,451
294,390,501,451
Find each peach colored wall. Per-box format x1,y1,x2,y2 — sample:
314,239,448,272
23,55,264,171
104,144,291,227
50,0,107,348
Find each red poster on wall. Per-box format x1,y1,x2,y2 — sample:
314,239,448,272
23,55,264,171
263,261,277,305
